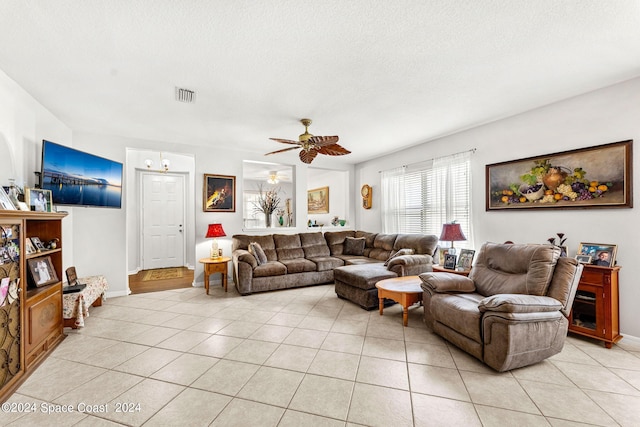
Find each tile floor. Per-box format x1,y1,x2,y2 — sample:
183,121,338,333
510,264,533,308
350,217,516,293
4,283,640,426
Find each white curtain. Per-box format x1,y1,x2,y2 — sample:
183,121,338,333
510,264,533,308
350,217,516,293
432,151,473,247
380,151,473,248
381,166,406,233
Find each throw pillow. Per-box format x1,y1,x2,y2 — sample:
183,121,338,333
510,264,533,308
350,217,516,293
344,237,366,256
384,248,414,266
248,242,268,265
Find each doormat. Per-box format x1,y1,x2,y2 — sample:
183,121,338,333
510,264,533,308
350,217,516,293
142,268,184,281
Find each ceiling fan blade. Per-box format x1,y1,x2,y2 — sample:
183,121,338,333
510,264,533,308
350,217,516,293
317,143,351,156
299,149,318,164
265,146,300,156
309,135,339,147
269,138,302,145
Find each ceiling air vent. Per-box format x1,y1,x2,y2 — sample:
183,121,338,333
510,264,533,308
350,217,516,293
175,87,196,103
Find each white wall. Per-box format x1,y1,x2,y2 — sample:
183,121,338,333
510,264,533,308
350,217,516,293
355,76,640,339
0,68,74,272
307,168,350,227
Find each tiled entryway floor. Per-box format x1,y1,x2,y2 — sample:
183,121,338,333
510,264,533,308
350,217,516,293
5,283,640,426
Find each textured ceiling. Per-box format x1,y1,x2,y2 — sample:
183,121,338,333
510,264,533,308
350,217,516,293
1,1,640,164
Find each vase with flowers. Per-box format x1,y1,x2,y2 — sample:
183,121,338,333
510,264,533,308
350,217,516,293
253,185,281,228
547,232,568,256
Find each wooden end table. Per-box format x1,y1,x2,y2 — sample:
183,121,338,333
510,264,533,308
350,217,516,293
199,256,231,294
432,265,471,276
375,276,423,326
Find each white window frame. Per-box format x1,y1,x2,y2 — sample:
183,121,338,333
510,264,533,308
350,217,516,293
381,151,473,249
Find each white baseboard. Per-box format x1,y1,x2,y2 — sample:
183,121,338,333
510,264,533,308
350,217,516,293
620,333,640,344
106,290,130,298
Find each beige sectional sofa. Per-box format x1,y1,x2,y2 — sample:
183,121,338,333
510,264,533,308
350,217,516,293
231,231,438,306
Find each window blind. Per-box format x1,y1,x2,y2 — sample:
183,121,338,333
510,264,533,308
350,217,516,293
381,151,472,248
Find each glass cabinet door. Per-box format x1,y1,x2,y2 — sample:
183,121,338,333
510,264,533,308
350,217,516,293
0,222,22,389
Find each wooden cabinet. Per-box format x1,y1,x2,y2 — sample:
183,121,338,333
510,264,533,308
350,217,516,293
568,264,621,348
0,211,66,402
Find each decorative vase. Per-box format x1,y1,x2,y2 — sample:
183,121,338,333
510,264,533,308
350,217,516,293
542,167,568,191
265,213,272,228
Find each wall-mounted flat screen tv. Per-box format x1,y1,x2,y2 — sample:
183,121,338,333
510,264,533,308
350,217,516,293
41,140,123,208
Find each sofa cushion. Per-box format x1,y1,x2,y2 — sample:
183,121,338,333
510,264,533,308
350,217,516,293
431,293,484,343
470,243,560,297
394,234,439,256
324,230,356,255
344,237,366,255
420,272,476,293
300,232,331,258
308,256,344,272
253,261,287,277
248,242,268,265
339,255,382,266
368,233,397,261
478,294,563,313
384,248,414,266
233,234,277,261
274,234,305,260
355,231,378,248
280,258,317,274
334,264,397,291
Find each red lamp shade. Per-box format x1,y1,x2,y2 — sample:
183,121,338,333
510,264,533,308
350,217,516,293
439,223,466,242
206,223,226,238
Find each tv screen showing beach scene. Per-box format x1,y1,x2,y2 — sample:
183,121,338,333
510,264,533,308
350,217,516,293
41,140,123,208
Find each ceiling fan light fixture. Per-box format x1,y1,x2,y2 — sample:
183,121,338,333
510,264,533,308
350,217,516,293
267,171,279,184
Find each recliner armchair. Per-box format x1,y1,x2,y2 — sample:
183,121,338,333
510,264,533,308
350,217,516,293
420,242,583,372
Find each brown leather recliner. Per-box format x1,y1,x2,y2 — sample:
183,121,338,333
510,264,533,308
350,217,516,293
420,242,583,372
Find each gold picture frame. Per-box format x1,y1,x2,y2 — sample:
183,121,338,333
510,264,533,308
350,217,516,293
203,174,236,212
577,242,618,267
308,186,329,214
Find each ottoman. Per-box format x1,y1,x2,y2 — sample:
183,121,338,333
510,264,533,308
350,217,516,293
334,263,398,310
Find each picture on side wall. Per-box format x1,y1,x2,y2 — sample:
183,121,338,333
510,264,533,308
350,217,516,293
577,243,617,268
0,187,17,210
203,174,236,212
308,186,329,214
486,140,632,210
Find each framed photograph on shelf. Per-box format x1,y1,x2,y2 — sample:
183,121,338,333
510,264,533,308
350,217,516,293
25,188,53,212
30,237,46,252
0,187,17,210
203,174,236,212
308,186,329,214
25,238,37,255
27,256,58,287
456,249,475,270
577,242,617,267
575,254,592,264
444,254,457,270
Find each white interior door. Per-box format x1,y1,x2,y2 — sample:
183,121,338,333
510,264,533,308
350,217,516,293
142,173,185,270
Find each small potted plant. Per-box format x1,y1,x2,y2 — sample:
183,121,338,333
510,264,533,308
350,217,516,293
547,233,567,256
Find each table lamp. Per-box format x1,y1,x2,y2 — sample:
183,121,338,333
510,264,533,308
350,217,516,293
439,222,466,255
206,223,226,258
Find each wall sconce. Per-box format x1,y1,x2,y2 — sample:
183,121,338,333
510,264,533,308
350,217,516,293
144,153,170,172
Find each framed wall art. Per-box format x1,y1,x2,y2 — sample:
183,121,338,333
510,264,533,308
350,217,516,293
486,140,632,210
203,174,236,212
577,242,617,268
27,256,58,287
308,186,329,214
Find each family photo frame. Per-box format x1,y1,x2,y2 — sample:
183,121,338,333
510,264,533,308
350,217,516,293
27,256,58,287
486,140,632,210
203,174,236,212
577,242,617,268
25,188,53,212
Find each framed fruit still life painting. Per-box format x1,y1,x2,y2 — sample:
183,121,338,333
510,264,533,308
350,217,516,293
486,140,632,210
